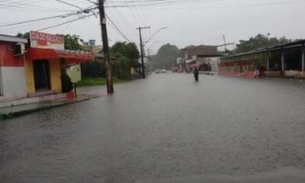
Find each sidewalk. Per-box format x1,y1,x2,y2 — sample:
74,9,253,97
0,94,97,121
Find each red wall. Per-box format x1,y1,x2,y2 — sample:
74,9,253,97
243,71,255,78
218,71,239,76
0,42,24,67
219,70,263,78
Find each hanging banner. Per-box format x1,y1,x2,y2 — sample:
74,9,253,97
30,31,64,50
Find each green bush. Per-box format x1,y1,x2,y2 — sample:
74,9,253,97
77,77,123,87
81,61,105,78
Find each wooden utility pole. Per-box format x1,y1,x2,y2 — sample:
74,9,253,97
137,26,150,79
98,0,114,94
223,35,227,52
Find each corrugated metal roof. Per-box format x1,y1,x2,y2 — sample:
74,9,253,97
0,34,27,43
184,45,219,58
221,39,305,60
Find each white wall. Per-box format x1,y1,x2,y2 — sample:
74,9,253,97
198,57,220,72
210,57,220,72
1,67,27,99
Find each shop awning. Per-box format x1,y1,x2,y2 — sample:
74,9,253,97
185,59,195,64
190,63,200,68
26,48,94,64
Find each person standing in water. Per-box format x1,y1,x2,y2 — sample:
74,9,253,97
253,61,260,78
194,67,199,81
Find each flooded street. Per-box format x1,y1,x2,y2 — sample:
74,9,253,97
1,74,305,183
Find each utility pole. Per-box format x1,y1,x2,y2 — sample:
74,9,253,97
98,0,114,94
223,35,227,53
137,26,150,79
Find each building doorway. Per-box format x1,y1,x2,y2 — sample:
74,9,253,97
33,60,50,91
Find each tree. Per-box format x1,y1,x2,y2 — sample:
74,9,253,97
111,42,139,63
64,34,83,50
16,32,30,39
235,34,292,53
110,42,140,80
154,43,179,69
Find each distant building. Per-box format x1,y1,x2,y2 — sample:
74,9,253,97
177,45,222,73
82,39,103,54
219,40,305,78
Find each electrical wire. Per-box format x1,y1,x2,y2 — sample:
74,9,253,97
137,0,150,25
37,14,95,31
0,5,97,28
0,12,79,28
106,1,138,41
106,0,305,9
0,0,76,12
54,0,84,10
131,0,146,26
105,14,132,42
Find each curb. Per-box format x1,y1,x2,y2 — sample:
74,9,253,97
0,98,90,121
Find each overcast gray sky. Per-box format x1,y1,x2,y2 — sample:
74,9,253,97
0,0,304,53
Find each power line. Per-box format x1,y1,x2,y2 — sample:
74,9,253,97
58,17,75,33
0,0,75,12
85,0,98,4
37,14,95,31
0,5,97,28
119,0,142,26
106,0,145,27
137,0,150,25
106,14,132,42
131,0,146,26
54,0,84,10
136,0,150,39
106,0,305,9
0,0,25,5
0,12,78,28
106,1,138,41
106,0,219,7
106,10,136,41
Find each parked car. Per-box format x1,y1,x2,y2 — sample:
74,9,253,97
155,69,167,74
172,67,179,73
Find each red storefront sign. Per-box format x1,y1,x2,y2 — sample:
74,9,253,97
30,31,64,50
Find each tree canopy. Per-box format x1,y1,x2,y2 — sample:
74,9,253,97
110,42,139,62
64,34,83,50
234,34,292,53
154,43,179,69
110,42,140,80
16,32,30,39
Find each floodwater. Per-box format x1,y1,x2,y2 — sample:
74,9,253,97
1,73,305,183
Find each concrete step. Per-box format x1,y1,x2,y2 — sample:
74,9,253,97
0,94,91,121
0,93,67,109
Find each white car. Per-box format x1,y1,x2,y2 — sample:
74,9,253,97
155,69,167,74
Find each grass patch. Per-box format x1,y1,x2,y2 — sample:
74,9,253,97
77,77,123,87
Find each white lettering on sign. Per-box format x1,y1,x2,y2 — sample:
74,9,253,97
31,31,64,43
30,31,65,50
